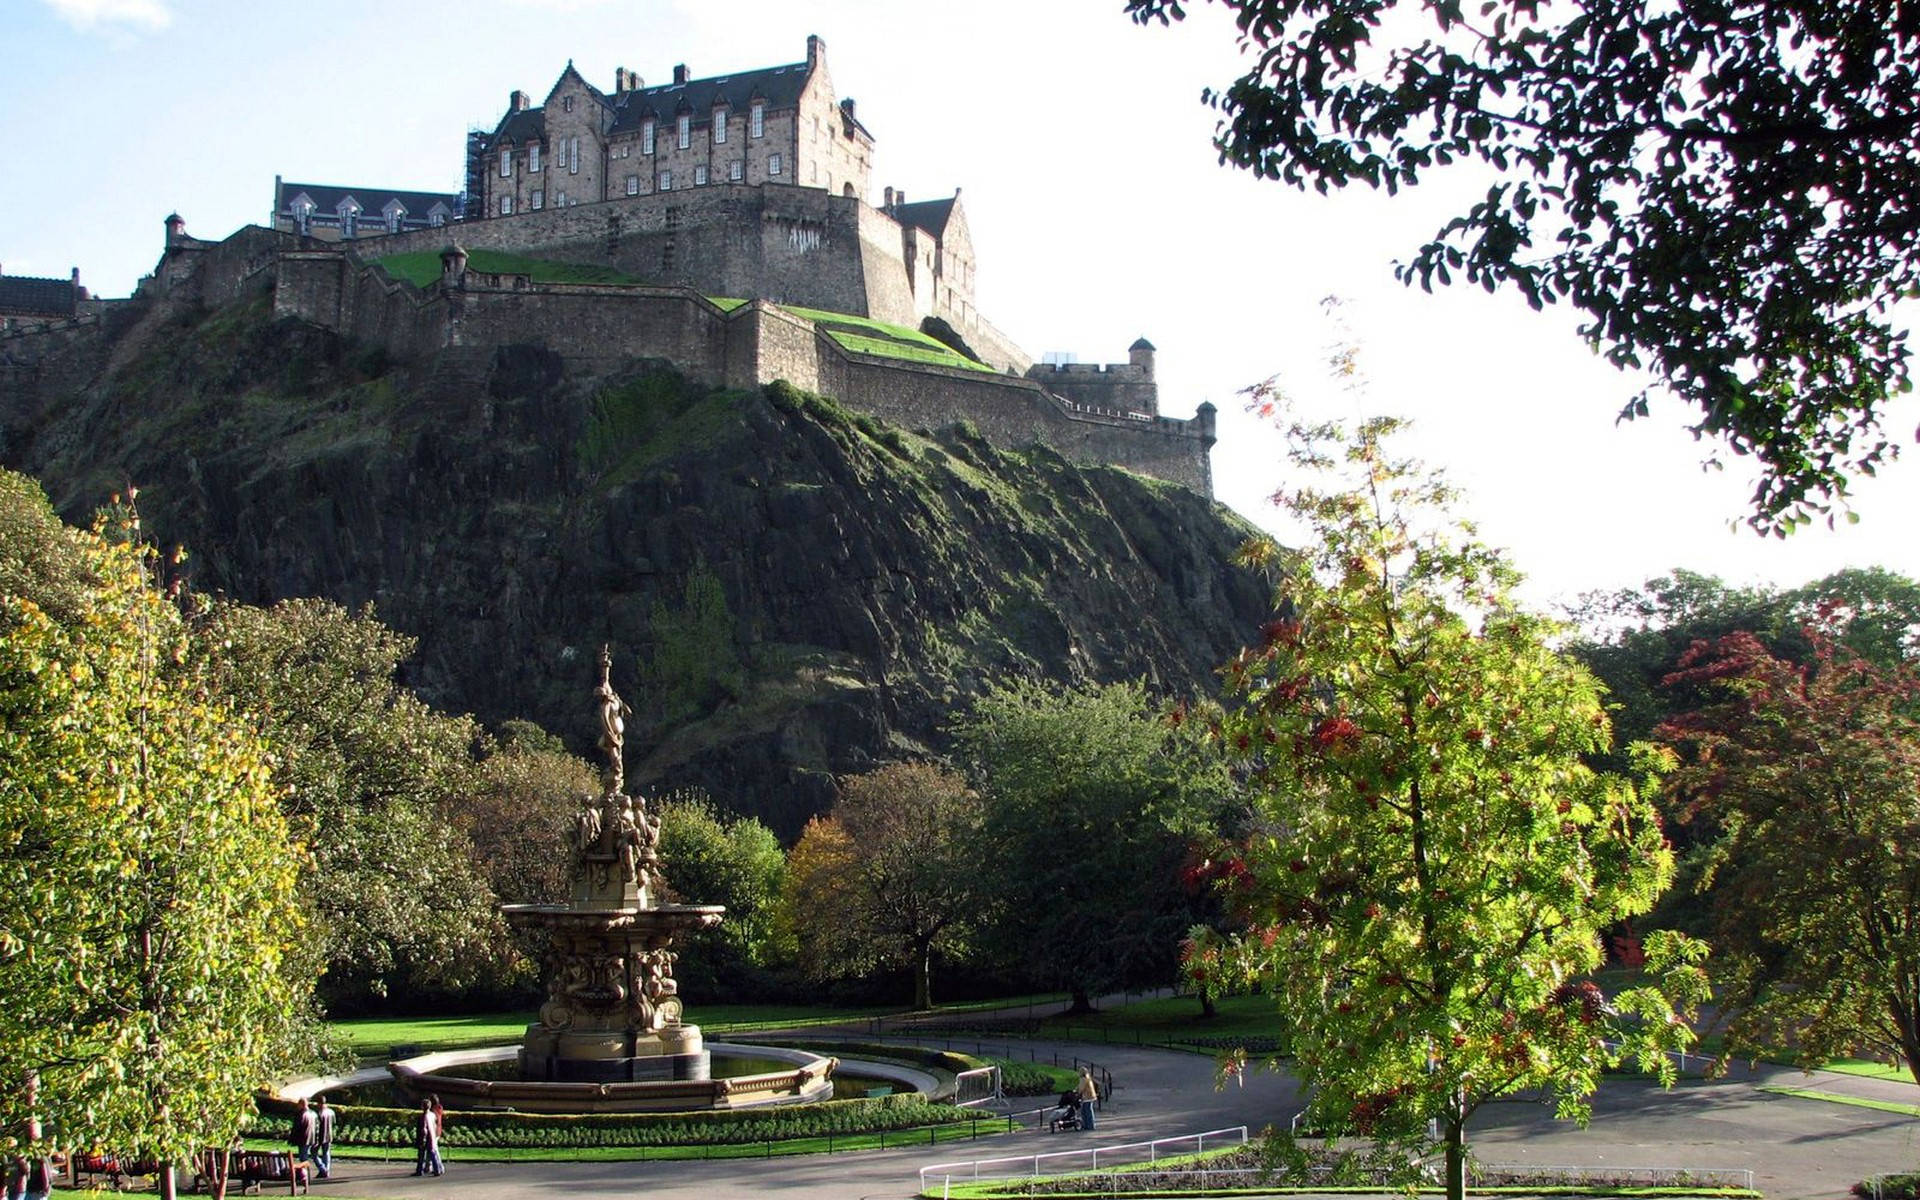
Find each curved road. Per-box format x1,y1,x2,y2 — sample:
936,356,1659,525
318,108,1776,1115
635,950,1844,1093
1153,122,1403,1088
318,1038,1917,1200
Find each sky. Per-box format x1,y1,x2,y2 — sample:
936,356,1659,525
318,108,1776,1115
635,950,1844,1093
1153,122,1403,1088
6,0,1916,616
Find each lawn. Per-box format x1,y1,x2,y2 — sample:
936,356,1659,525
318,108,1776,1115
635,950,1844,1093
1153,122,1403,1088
1030,993,1284,1053
373,248,649,288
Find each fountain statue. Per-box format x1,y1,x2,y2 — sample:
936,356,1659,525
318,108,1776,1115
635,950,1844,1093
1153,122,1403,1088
505,646,723,1083
383,651,833,1111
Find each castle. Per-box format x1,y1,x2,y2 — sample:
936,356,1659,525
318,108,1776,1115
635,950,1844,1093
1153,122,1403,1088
3,38,1217,495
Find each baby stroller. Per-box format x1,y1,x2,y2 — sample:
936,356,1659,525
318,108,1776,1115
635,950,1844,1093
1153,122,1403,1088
1047,1089,1083,1133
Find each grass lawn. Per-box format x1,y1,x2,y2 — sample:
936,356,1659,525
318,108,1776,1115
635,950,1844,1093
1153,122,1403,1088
334,995,1072,1057
1031,993,1282,1052
373,248,649,289
1758,1085,1920,1117
1821,1057,1913,1083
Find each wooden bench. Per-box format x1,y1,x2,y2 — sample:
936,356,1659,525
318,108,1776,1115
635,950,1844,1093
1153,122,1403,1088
222,1151,310,1196
69,1151,163,1191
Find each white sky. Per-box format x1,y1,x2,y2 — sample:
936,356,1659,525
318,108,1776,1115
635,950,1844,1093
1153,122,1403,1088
6,0,1915,613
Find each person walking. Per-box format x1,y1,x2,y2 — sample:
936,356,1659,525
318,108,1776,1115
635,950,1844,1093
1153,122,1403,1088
412,1099,438,1177
5,1155,27,1200
428,1096,446,1176
290,1098,317,1173
20,1156,50,1200
1076,1066,1099,1132
313,1097,335,1179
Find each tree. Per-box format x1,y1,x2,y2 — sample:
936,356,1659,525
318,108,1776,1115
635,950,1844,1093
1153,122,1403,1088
783,764,983,1010
1193,405,1705,1200
0,475,306,1193
655,791,791,993
1658,629,1920,1084
1127,0,1919,532
457,728,596,907
190,597,508,1010
956,680,1228,1013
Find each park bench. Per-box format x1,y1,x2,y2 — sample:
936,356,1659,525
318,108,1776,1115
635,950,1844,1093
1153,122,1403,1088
69,1151,161,1191
214,1150,310,1196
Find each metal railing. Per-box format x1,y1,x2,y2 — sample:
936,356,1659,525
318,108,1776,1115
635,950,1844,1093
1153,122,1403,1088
918,1125,1248,1197
953,1065,1003,1108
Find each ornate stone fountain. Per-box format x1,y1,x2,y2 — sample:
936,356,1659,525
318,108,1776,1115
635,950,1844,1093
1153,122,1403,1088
503,646,723,1084
387,649,833,1111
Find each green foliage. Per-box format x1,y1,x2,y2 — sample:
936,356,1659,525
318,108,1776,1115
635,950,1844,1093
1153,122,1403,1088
955,680,1230,1008
985,1059,1077,1097
772,305,993,373
655,790,791,987
456,734,595,907
785,763,985,1009
375,249,648,289
1192,403,1707,1200
1127,0,1920,532
189,597,509,1009
1658,631,1920,1084
644,562,746,726
0,474,308,1166
246,1092,973,1150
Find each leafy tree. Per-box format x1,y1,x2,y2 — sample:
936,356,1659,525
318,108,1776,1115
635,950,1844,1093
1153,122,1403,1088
1193,405,1705,1200
456,731,596,907
655,791,790,992
190,597,507,1009
1658,629,1920,1084
956,679,1227,1013
1127,0,1920,531
783,764,983,1010
0,476,306,1194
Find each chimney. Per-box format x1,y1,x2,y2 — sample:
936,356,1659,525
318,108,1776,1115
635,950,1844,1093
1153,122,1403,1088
883,186,894,208
510,89,529,111
673,63,689,85
840,97,856,122
807,34,824,66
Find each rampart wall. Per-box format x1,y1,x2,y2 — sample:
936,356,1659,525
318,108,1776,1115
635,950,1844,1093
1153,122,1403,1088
263,250,1213,494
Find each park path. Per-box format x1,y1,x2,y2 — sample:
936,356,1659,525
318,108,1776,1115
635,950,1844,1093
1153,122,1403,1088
316,997,1920,1200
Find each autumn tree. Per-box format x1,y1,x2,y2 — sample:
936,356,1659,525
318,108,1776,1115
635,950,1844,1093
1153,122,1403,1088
1127,0,1919,531
1193,406,1706,1199
0,474,306,1194
1658,630,1920,1084
958,680,1228,1013
782,764,983,1010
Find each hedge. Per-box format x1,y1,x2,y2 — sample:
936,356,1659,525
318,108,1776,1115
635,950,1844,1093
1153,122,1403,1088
249,1092,977,1151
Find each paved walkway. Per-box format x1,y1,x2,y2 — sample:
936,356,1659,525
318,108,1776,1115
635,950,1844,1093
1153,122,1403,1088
315,1005,1920,1200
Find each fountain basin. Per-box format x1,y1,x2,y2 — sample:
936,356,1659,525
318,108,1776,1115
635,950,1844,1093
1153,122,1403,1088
387,1043,836,1113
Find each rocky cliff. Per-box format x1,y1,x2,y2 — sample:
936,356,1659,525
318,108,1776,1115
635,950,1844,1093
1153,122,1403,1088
1,292,1272,836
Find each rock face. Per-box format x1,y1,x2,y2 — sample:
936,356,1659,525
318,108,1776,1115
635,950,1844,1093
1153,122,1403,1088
1,294,1272,837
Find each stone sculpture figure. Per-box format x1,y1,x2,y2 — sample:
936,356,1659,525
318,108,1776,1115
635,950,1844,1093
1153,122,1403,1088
593,645,633,795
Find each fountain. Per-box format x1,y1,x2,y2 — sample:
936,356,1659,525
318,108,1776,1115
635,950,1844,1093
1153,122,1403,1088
385,648,835,1112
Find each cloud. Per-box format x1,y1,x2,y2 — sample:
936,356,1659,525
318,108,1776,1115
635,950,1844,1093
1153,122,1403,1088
41,0,173,32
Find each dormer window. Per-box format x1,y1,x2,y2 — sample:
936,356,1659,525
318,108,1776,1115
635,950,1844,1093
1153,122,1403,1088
292,197,314,235
384,201,406,233
677,113,690,149
338,200,360,238
750,102,764,138
642,120,655,155
499,148,512,178
712,106,727,144
529,143,541,172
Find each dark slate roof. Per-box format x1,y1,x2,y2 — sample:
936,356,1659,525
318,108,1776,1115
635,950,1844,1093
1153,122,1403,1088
888,197,955,237
607,60,812,134
0,273,78,317
1129,337,1156,351
493,107,546,146
277,181,459,216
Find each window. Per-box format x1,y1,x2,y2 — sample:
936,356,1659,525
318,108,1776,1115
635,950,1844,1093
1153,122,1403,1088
694,164,708,185
339,204,359,237
713,106,727,143
429,211,445,227
659,170,672,190
293,200,312,235
768,153,781,176
499,148,512,178
677,113,690,149
555,190,567,206
562,95,574,113
499,195,513,216
626,174,640,195
569,137,580,174
729,159,743,182
386,207,403,233
531,189,544,209
529,144,541,172
750,102,764,138
642,120,655,154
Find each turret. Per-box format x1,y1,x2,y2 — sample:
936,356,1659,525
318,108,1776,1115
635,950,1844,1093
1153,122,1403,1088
440,243,470,286
1128,336,1156,379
